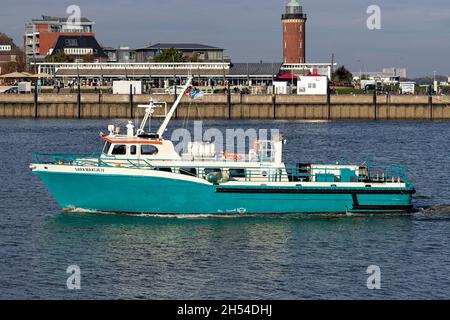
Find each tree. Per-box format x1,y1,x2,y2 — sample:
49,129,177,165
186,53,200,62
1,61,19,74
333,65,353,84
152,48,187,62
83,54,96,63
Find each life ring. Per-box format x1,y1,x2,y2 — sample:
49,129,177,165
223,152,242,161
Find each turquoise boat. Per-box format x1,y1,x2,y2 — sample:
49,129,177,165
31,77,415,215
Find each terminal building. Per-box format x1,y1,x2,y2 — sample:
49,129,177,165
35,61,333,90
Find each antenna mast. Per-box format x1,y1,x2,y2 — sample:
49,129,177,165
157,76,193,138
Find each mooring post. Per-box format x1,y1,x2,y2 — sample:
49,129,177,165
77,82,81,119
327,82,331,120
373,88,377,121
173,78,178,119
129,84,134,119
34,80,38,118
272,92,277,119
429,85,433,120
227,82,232,119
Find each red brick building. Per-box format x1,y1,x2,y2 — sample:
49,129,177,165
24,15,95,65
282,0,307,64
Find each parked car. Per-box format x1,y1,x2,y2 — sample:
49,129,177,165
3,87,19,94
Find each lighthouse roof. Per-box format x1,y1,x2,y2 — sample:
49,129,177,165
287,0,301,7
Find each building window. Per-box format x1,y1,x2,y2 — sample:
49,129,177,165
0,45,11,52
64,48,93,55
65,39,78,47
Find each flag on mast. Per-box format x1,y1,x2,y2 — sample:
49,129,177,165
185,86,204,99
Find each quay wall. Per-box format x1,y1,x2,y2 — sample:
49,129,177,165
0,94,449,120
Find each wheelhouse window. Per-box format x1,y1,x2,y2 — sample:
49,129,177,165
130,145,137,155
141,145,159,155
112,145,126,155
103,142,112,154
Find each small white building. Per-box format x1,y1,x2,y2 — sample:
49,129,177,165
272,81,292,95
297,75,328,95
112,80,142,95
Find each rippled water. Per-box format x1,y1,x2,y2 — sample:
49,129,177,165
0,119,449,299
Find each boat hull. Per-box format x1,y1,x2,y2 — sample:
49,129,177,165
33,168,415,215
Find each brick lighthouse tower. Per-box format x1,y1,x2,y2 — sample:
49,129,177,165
282,0,307,64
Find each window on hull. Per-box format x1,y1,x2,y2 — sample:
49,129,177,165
229,169,246,178
155,168,172,173
180,168,197,176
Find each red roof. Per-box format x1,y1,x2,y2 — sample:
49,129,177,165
277,74,297,80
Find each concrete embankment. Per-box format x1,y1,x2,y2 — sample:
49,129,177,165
0,93,449,120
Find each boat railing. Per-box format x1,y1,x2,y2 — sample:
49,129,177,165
32,153,408,184
363,163,407,182
33,152,102,165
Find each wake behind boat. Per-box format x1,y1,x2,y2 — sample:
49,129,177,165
30,77,415,215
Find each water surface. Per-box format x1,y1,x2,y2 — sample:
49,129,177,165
0,119,449,299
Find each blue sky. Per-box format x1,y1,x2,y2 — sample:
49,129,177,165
1,0,450,77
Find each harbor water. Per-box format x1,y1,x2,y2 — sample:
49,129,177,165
0,119,449,299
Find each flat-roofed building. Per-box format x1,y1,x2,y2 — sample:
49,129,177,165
139,43,225,62
103,47,137,63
